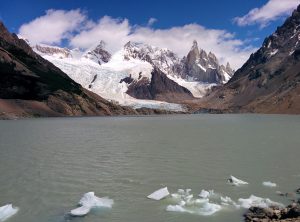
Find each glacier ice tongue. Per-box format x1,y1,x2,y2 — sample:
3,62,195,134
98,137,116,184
70,192,114,217
0,204,18,222
147,187,170,200
228,175,249,186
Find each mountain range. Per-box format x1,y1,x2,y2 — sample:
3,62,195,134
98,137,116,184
30,38,233,110
0,4,299,118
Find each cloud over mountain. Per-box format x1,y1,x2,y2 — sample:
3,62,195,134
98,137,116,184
233,0,300,28
19,9,257,69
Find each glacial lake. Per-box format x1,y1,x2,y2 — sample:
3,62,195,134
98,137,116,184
0,114,299,222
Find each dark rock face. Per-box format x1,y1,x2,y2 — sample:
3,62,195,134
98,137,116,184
83,41,111,64
34,44,71,59
123,40,233,84
200,5,300,114
244,201,300,222
120,75,134,84
0,21,137,118
127,67,194,103
184,40,234,83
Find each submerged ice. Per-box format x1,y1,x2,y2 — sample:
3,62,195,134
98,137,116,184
70,192,113,216
262,181,277,187
0,204,18,222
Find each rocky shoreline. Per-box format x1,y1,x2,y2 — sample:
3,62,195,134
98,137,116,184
244,189,300,222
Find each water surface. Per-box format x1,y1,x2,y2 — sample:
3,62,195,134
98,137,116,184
0,115,299,222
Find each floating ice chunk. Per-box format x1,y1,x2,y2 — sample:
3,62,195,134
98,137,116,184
228,175,248,186
197,202,222,216
238,195,283,209
0,204,18,221
147,187,170,200
70,206,91,216
262,181,277,188
167,189,222,216
199,190,210,198
70,192,113,217
79,192,114,208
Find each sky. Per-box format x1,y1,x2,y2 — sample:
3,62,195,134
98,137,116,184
0,0,299,69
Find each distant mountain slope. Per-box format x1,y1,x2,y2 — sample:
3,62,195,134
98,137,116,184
198,5,300,114
0,21,137,119
33,40,232,110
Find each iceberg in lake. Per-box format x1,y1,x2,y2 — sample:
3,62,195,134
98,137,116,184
228,175,249,186
238,195,283,209
262,181,277,187
166,189,222,216
147,187,170,200
0,204,18,221
198,189,210,198
70,192,114,216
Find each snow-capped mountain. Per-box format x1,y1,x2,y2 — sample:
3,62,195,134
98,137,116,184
184,40,234,83
32,40,234,111
82,41,111,65
122,40,234,84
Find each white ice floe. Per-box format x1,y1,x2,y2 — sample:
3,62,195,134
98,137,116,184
262,181,277,188
166,189,222,216
70,206,91,217
238,195,284,209
70,192,114,216
199,190,210,198
0,204,18,221
147,187,170,200
228,175,249,186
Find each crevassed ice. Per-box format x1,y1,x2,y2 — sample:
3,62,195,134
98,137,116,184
42,55,185,112
0,204,18,222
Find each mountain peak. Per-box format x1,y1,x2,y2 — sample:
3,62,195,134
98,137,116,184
192,40,198,50
83,40,111,64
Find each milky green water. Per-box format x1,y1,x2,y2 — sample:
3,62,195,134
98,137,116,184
0,115,299,222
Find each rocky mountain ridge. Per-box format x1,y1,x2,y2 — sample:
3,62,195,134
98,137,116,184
196,4,300,114
0,21,138,118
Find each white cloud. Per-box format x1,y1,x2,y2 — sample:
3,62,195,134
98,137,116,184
18,9,257,69
234,0,300,27
147,18,157,26
19,9,86,45
70,17,256,69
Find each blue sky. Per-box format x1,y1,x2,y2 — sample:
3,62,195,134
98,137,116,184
1,0,299,68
